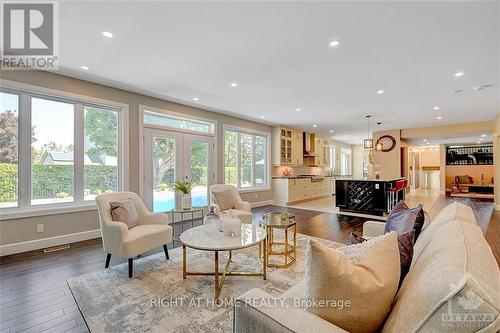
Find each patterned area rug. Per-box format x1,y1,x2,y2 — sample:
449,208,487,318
67,233,341,332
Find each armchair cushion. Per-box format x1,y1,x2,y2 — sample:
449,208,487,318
211,188,236,211
110,199,139,229
121,224,172,258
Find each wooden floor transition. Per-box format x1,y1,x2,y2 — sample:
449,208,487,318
0,196,498,333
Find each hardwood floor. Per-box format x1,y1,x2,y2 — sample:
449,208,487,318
0,196,498,332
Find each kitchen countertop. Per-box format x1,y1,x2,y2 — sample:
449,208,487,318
337,177,406,182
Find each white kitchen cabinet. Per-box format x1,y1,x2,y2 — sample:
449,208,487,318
272,178,332,205
272,126,303,166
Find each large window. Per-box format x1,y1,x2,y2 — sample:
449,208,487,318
0,87,124,211
0,92,19,208
224,127,269,190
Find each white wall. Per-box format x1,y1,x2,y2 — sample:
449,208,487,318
352,144,365,179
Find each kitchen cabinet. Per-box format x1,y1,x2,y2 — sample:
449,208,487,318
272,177,334,205
272,126,302,166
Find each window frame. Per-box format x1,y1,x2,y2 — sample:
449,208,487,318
0,80,129,220
223,125,271,192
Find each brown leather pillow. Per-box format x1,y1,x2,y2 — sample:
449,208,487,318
385,201,424,239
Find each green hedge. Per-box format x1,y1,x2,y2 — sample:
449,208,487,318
0,163,118,202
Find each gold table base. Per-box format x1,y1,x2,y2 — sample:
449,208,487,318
182,241,267,299
265,224,297,268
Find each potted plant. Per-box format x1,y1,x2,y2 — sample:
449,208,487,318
172,177,196,209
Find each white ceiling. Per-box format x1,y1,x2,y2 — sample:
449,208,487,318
57,1,499,144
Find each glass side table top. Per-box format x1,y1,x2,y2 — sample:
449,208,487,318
260,212,296,228
168,206,206,213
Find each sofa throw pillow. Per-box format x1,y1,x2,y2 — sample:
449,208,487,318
212,189,236,211
385,201,424,239
346,230,414,286
457,175,470,184
110,199,139,229
346,232,365,245
305,232,400,333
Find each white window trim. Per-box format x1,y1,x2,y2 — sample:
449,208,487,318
0,80,129,220
223,124,271,192
138,105,218,199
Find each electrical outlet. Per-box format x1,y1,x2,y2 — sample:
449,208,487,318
36,224,44,233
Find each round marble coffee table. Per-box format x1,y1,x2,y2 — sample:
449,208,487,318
180,223,267,299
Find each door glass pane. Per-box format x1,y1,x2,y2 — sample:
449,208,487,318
84,106,119,200
144,111,214,134
224,130,237,185
0,92,19,208
255,135,266,186
190,140,209,207
153,137,176,212
240,134,252,187
31,98,74,205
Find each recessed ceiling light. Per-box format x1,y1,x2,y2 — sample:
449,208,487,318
477,141,481,144
102,31,113,38
296,108,301,112
433,106,440,110
479,138,483,141
427,142,430,145
313,125,317,128
80,65,89,71
423,139,427,142
453,71,464,77
436,116,443,120
229,82,238,87
329,130,334,133
376,90,384,95
481,134,487,137
193,97,199,101
344,134,348,138
260,115,265,119
453,89,463,94
329,40,340,47
473,86,481,91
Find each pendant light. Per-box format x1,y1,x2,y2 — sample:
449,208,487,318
364,115,373,149
375,122,383,151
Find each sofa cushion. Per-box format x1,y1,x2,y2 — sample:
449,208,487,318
385,201,425,239
305,233,400,333
109,199,139,229
382,218,500,332
413,202,476,263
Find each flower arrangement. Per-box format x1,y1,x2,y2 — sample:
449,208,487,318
282,167,294,177
172,178,196,194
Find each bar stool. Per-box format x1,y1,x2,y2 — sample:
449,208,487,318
388,180,407,212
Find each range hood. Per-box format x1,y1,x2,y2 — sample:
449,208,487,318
303,132,317,156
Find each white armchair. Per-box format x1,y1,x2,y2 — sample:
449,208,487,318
209,184,252,224
95,191,173,278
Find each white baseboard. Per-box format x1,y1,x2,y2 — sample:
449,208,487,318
494,203,500,211
0,229,101,257
250,200,274,208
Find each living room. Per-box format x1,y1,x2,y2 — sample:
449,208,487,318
0,1,499,333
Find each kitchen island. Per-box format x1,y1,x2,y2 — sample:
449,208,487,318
335,178,406,216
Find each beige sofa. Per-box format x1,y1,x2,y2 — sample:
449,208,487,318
234,202,500,332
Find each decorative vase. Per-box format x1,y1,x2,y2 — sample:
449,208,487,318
182,194,192,209
221,211,241,237
204,205,221,231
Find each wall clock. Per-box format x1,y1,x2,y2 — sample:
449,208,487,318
377,135,396,152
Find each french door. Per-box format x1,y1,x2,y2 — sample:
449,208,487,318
144,128,214,212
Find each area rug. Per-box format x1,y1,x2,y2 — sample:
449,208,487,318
67,233,341,332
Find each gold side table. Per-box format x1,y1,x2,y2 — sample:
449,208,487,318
168,207,206,244
259,212,297,268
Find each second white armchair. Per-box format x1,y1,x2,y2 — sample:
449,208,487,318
209,184,252,224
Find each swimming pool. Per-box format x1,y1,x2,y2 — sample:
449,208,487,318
153,190,208,212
